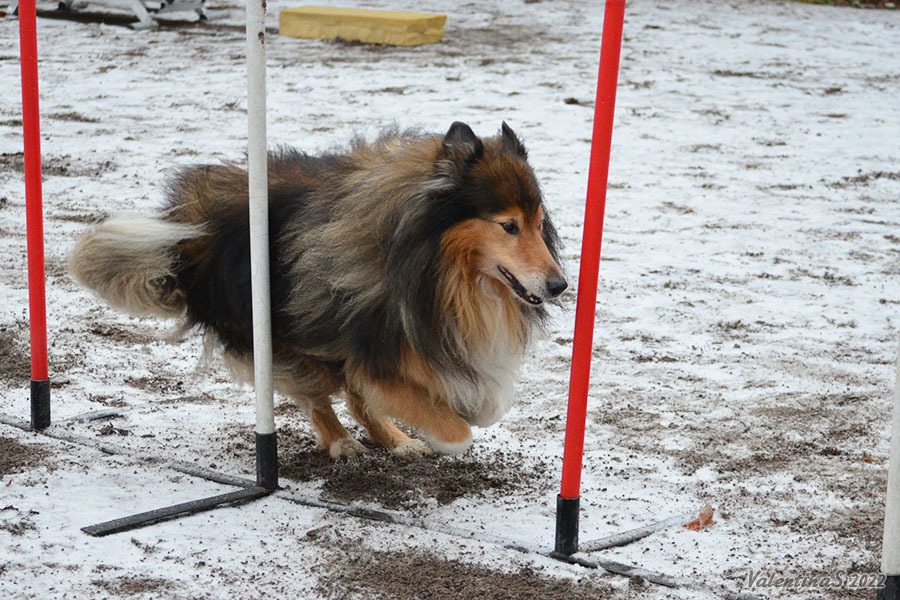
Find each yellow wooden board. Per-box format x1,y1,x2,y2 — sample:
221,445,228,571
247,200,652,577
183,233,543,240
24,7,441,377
279,6,447,47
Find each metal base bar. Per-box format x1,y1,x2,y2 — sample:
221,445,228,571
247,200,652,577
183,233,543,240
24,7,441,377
256,431,278,490
30,379,50,430
554,495,579,555
82,486,270,537
581,512,693,552
878,575,900,600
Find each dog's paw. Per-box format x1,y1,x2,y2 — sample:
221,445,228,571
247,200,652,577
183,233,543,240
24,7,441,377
329,437,368,460
391,439,433,458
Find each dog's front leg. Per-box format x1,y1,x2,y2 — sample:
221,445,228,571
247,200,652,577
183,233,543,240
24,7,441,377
361,381,473,455
345,391,432,457
307,404,368,459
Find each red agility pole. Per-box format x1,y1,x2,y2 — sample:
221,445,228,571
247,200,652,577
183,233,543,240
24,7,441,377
18,0,51,430
554,0,626,556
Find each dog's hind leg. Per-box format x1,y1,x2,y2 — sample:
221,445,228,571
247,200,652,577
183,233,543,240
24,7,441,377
345,391,432,457
308,402,368,459
271,360,366,460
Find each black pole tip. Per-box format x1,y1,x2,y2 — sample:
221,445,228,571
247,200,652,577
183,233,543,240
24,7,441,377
877,574,900,600
554,495,580,556
30,379,50,431
255,431,278,490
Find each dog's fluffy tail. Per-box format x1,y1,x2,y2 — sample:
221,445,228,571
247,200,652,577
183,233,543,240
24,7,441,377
69,215,203,318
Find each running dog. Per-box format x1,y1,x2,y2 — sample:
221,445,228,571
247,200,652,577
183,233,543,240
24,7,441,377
70,122,566,458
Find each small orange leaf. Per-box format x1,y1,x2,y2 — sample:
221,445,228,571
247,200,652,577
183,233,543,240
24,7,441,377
863,454,881,464
684,504,715,531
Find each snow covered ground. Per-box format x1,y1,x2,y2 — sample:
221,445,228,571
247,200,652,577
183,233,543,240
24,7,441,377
1,0,899,598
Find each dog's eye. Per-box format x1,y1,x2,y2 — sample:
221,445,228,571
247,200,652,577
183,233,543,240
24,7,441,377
501,222,519,235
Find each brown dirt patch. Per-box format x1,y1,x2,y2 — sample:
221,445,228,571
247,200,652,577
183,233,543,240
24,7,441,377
0,151,116,178
0,520,37,536
0,436,51,476
89,323,161,346
123,374,187,396
0,506,38,536
321,546,612,600
830,170,900,187
91,576,176,596
223,425,552,510
0,322,31,386
45,111,100,123
48,211,110,224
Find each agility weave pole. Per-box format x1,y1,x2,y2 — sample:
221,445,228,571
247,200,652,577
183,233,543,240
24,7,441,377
17,0,51,431
554,0,626,557
75,0,278,535
244,0,279,492
878,342,900,600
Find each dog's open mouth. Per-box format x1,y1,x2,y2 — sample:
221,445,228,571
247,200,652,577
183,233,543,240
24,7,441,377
497,266,543,305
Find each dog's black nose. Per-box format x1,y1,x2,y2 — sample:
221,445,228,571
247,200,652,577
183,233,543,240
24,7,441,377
546,276,568,298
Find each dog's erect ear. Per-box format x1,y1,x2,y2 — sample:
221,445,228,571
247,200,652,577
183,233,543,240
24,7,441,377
500,121,527,159
442,121,484,166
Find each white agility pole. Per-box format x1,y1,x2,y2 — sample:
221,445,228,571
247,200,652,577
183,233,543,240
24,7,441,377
244,0,278,489
879,341,900,599
81,0,278,535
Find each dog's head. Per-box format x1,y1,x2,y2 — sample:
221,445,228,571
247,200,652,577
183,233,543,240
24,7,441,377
438,121,566,307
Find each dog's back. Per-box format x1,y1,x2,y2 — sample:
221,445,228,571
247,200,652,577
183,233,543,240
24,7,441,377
70,157,315,355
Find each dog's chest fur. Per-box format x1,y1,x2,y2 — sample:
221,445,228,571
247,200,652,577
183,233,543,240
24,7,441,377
441,301,528,427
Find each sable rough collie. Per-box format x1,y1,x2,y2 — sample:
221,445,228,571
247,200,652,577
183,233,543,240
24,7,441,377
70,122,566,458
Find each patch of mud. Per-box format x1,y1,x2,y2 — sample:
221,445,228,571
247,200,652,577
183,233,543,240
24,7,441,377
123,374,187,396
0,319,86,385
91,576,176,596
0,152,116,178
830,170,900,187
45,111,100,123
88,394,129,408
223,425,552,509
97,423,133,437
712,69,769,79
49,211,110,225
0,436,51,476
0,507,38,536
447,23,568,54
90,323,161,346
321,546,612,600
0,322,31,386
